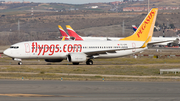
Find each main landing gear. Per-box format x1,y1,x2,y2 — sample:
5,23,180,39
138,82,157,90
86,59,93,65
71,59,93,65
18,61,22,65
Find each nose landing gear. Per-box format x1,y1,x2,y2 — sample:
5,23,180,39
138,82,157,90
86,59,93,65
12,58,22,65
18,61,22,65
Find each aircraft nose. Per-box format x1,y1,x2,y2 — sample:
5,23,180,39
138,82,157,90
3,49,10,57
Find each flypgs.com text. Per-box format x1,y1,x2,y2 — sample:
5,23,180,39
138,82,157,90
31,42,82,56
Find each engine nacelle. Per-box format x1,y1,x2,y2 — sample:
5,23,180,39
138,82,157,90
13,58,22,61
67,53,86,63
45,59,63,62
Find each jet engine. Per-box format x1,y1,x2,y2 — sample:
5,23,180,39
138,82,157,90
67,53,86,63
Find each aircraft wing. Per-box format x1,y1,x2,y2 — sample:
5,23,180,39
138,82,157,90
84,47,141,57
148,40,176,46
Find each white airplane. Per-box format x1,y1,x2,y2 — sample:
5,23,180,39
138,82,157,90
59,22,177,47
3,8,158,65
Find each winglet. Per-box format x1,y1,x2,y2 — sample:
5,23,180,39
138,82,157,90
120,8,158,44
66,25,83,41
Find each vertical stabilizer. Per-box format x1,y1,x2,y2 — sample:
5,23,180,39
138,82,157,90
66,25,83,41
58,25,69,37
120,8,158,43
132,25,137,31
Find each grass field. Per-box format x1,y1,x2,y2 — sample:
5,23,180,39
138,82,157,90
1,48,180,81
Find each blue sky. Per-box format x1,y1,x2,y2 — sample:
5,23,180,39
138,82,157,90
6,0,123,4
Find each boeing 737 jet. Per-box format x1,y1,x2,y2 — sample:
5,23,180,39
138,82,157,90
3,8,158,65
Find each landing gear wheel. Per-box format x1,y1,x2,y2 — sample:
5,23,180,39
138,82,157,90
18,62,22,65
86,59,93,65
73,62,79,65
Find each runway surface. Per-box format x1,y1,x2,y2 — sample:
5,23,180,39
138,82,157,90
0,80,180,101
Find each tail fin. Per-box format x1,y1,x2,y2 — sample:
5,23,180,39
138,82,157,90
66,25,83,41
61,36,66,41
132,25,137,31
120,8,158,43
58,25,69,37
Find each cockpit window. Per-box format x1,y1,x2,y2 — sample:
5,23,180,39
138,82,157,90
10,46,19,49
14,46,19,49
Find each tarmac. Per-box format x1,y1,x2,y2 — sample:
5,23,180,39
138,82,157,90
1,72,180,79
0,80,180,101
